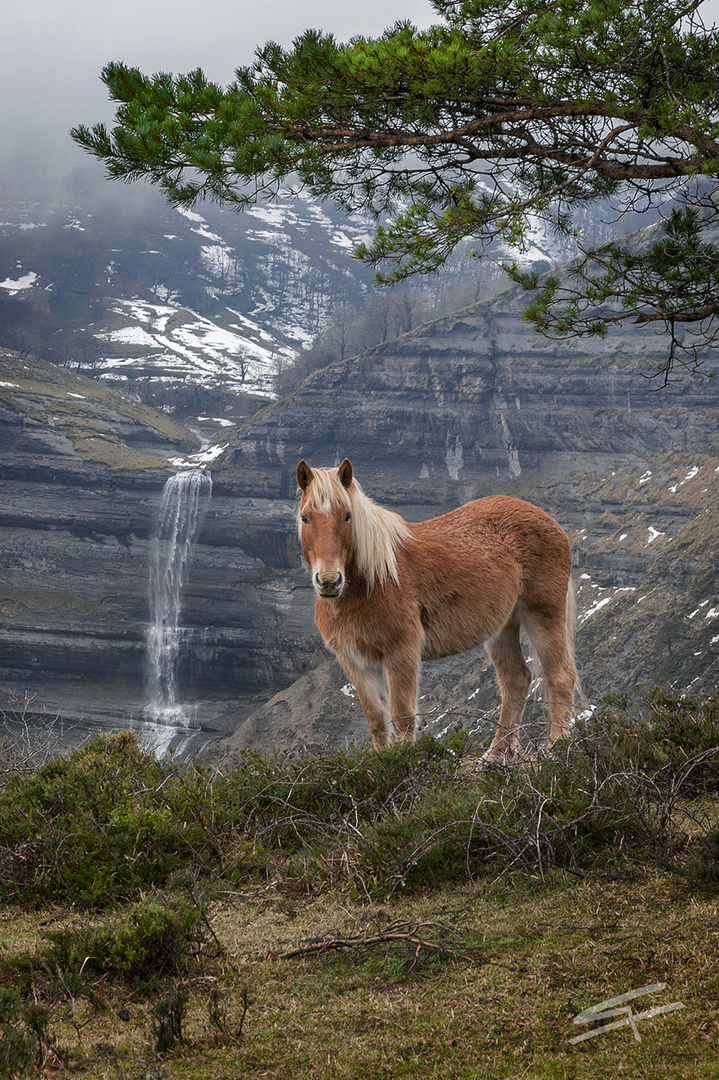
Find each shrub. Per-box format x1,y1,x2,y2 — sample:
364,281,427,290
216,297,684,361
0,692,715,908
0,732,209,907
0,989,50,1080
151,983,189,1053
44,895,211,979
686,828,719,886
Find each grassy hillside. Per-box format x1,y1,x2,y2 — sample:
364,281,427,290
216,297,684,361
0,691,717,1079
0,349,197,469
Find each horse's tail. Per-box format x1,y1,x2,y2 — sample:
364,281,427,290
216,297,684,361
565,577,583,704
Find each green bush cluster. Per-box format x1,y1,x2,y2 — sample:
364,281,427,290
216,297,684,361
0,989,50,1080
0,731,213,906
44,895,210,979
0,691,716,909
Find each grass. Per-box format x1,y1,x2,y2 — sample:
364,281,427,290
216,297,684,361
0,690,717,1078
1,876,717,1079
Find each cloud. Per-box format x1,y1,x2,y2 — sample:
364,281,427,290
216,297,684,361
0,0,433,195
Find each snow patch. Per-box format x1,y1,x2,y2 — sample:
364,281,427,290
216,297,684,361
97,326,160,347
578,584,637,623
168,441,228,468
0,221,46,230
0,271,37,292
176,207,206,224
669,463,703,492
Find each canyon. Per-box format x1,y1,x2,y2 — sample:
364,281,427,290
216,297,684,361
1,272,717,757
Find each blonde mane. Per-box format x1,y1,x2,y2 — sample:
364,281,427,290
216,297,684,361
299,467,412,590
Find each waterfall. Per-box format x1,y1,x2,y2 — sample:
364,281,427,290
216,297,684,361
146,469,212,727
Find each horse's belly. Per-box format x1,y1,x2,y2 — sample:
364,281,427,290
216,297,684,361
419,585,518,662
421,626,487,662
419,612,496,661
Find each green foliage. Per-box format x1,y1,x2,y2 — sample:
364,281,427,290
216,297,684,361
70,0,719,376
0,990,50,1080
291,688,719,894
44,895,210,979
0,694,716,909
515,205,719,384
151,983,189,1053
0,732,213,907
686,827,719,885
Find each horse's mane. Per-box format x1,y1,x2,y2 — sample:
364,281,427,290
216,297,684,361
299,468,412,590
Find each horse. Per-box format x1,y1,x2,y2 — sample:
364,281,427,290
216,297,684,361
296,458,579,762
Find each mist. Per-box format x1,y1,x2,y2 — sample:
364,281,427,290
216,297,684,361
0,0,434,204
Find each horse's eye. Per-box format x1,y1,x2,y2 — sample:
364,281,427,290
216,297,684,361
344,512,352,522
301,515,309,525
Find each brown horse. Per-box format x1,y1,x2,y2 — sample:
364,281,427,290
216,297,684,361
296,458,579,762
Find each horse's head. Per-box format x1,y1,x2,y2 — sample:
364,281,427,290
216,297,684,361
296,458,354,599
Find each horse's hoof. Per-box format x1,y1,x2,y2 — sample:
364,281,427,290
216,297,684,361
475,753,513,773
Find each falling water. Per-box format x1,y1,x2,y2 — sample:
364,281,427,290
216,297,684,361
145,469,212,728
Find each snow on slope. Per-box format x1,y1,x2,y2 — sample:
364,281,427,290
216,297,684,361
0,190,381,404
94,297,292,398
0,185,662,412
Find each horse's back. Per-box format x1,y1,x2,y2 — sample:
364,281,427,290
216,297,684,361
412,495,570,562
409,495,572,610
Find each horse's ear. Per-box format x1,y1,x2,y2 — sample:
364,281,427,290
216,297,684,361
296,460,313,491
338,458,353,489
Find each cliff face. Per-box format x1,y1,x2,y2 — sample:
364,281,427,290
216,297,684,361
217,294,719,754
0,350,313,752
224,292,715,503
2,280,718,758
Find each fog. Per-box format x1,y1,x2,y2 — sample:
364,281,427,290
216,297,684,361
0,0,433,201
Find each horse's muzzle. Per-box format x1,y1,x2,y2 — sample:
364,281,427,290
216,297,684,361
313,571,344,598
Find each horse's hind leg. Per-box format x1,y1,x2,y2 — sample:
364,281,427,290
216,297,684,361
523,605,577,746
484,616,532,763
336,651,392,749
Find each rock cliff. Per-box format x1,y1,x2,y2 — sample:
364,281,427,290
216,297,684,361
217,290,719,754
2,276,718,758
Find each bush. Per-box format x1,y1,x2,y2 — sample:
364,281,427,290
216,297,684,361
0,732,212,907
686,828,719,886
0,692,716,908
0,989,50,1080
44,895,211,979
299,688,719,894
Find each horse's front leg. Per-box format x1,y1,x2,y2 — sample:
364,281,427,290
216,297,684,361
336,651,393,749
385,647,421,742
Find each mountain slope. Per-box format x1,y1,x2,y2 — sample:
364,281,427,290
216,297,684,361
0,185,380,413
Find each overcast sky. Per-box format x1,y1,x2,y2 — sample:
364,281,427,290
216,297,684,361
1,0,718,200
0,0,434,196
